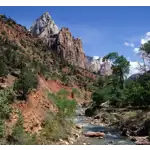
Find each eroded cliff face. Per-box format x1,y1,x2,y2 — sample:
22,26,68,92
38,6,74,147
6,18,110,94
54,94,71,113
30,12,112,73
55,28,86,69
86,56,112,75
30,12,86,69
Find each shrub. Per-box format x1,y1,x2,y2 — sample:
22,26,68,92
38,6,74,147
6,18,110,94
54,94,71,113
20,39,26,48
1,31,6,36
57,89,69,98
48,91,77,118
0,120,5,138
87,83,97,92
14,67,38,100
0,58,8,78
0,89,12,120
92,89,109,105
7,111,37,145
8,111,24,144
72,88,80,98
40,112,70,144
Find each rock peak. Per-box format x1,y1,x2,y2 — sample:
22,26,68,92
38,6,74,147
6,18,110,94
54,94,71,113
40,12,51,21
30,13,86,69
30,12,59,37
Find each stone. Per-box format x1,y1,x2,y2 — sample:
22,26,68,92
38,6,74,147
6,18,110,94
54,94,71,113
84,131,105,137
121,128,127,136
75,124,83,129
100,101,110,108
73,133,80,138
68,137,75,144
108,140,114,144
129,136,136,142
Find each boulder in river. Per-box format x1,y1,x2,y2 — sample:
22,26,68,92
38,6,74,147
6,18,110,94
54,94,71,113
75,124,83,129
84,131,105,138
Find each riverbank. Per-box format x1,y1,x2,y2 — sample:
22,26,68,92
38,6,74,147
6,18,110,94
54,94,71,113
84,104,150,145
71,105,134,145
57,104,150,145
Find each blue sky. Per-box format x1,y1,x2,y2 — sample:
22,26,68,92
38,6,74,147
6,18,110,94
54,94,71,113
1,6,150,74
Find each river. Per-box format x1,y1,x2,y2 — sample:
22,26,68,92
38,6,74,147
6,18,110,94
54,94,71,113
73,105,135,145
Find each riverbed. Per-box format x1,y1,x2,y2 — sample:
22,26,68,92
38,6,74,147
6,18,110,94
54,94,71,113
73,105,135,145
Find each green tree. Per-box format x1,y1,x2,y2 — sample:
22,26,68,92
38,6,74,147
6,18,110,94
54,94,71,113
103,52,130,89
91,88,110,105
0,58,8,81
14,67,38,100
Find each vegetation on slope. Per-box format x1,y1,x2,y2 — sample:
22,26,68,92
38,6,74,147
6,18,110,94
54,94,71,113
0,14,93,144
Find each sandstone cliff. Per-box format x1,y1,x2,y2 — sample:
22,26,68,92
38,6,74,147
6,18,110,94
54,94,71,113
30,12,86,69
30,12,112,74
55,28,86,68
86,56,112,76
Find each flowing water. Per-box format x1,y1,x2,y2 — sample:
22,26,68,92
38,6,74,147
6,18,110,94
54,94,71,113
73,105,135,145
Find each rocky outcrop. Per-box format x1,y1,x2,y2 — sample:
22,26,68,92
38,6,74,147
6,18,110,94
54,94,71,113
99,60,112,76
55,28,86,68
30,12,113,72
30,12,59,37
86,56,112,75
30,12,86,69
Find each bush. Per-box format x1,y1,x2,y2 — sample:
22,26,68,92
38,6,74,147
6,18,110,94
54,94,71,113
0,120,5,138
1,31,6,36
125,81,150,107
8,111,24,144
57,89,69,98
7,111,37,145
92,89,109,105
20,39,26,48
0,58,8,78
40,112,70,143
86,83,97,92
14,67,38,100
48,91,77,118
72,88,80,98
0,89,12,120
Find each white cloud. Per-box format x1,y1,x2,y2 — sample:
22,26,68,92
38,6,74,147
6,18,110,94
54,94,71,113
128,61,142,76
124,42,135,48
141,38,147,45
133,47,140,54
146,32,150,37
140,32,150,45
93,56,100,60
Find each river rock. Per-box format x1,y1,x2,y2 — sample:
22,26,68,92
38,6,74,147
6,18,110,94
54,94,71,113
73,133,80,138
84,131,105,137
134,137,150,145
100,101,109,108
76,124,83,129
59,139,69,145
68,137,75,144
107,140,114,144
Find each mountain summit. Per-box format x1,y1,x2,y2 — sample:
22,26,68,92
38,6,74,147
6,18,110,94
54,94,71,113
30,12,59,37
30,12,112,74
30,12,86,69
